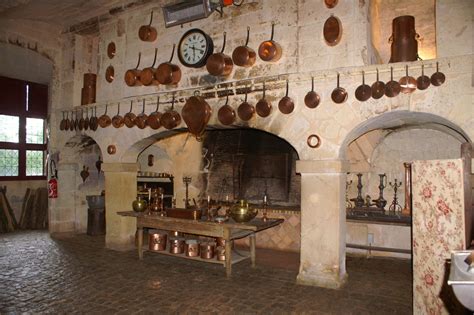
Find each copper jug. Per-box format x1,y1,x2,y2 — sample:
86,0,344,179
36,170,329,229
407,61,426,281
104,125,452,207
389,16,419,63
149,230,167,251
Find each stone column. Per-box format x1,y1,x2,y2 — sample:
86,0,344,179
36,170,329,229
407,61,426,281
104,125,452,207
49,162,77,233
102,162,138,250
296,160,348,289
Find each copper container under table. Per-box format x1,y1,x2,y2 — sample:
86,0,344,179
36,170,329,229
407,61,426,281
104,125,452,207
149,230,167,251
169,237,185,254
216,246,226,261
185,239,200,257
200,242,216,259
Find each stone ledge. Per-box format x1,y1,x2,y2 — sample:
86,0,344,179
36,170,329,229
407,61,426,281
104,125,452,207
102,162,139,173
296,160,349,174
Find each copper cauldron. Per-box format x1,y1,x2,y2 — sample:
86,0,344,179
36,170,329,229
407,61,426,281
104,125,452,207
389,15,419,63
149,230,167,251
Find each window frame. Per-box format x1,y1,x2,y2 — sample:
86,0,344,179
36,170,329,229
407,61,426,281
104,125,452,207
0,77,48,181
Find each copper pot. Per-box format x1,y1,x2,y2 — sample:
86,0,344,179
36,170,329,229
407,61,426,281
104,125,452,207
181,93,212,140
138,11,157,42
59,112,66,131
74,111,79,130
89,107,99,131
169,237,185,254
217,93,236,126
237,88,255,121
385,67,401,98
304,77,320,109
416,64,430,90
78,110,85,131
146,96,162,130
84,108,90,130
399,65,417,94
256,82,272,117
124,53,142,87
160,96,181,130
206,32,233,76
258,22,282,62
149,230,167,251
430,62,445,87
371,69,385,100
140,48,159,86
185,239,200,257
232,26,256,67
216,237,228,247
112,103,124,128
124,100,136,128
278,79,294,114
135,99,148,129
200,242,216,259
68,111,74,131
354,71,372,102
216,246,226,261
98,104,112,128
331,73,348,104
389,15,419,63
156,44,182,85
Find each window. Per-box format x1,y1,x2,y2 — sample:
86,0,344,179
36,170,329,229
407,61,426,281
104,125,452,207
0,76,48,180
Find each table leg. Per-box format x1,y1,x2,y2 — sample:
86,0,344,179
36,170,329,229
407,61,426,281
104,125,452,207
137,227,143,260
249,233,256,268
224,229,231,278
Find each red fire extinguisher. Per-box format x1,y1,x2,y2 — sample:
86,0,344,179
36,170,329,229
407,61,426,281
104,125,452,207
48,160,58,198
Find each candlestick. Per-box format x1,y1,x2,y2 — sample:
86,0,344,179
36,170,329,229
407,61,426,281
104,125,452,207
262,194,268,222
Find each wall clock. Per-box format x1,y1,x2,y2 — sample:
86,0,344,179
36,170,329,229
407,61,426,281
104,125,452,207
178,28,214,68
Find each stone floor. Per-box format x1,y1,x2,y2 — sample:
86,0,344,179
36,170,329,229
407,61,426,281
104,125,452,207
0,231,412,314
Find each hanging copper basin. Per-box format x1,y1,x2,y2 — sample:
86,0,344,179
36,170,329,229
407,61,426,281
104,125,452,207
181,95,212,139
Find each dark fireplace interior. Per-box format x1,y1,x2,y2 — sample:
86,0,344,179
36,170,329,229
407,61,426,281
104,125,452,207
203,129,300,209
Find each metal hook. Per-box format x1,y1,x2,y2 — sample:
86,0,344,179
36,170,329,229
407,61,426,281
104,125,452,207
376,68,380,81
221,32,227,54
135,52,142,69
390,67,394,80
171,94,175,110
117,102,121,115
156,95,160,111
148,11,154,26
169,44,176,63
225,90,229,106
244,85,248,102
104,103,108,115
150,48,158,67
245,26,250,47
262,82,266,98
336,72,340,88
128,100,133,113
311,77,314,92
270,22,275,41
285,79,289,97
362,71,365,85
142,99,146,114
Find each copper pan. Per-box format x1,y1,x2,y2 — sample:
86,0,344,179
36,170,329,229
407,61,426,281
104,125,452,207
258,22,282,62
74,111,79,130
232,27,256,67
112,103,124,128
278,79,294,114
146,96,162,130
256,82,272,117
237,87,255,121
206,32,233,76
384,67,401,98
430,62,445,87
124,53,142,87
355,71,372,102
371,68,385,99
140,48,158,86
59,112,66,131
135,99,148,129
138,11,157,42
78,110,85,131
399,65,417,94
83,108,90,130
304,77,320,109
156,44,182,85
182,92,212,140
89,107,98,131
416,64,430,90
331,73,348,104
64,112,70,131
68,111,74,131
124,100,136,128
98,104,112,128
217,93,236,126
160,96,181,130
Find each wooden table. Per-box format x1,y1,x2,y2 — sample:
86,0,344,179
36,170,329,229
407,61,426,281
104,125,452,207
118,211,284,277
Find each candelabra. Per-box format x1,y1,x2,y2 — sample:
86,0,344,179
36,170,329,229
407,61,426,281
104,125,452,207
388,179,402,213
373,173,387,210
182,176,192,208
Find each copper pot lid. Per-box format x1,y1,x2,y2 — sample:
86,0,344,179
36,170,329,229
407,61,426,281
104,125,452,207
304,77,321,108
258,22,282,62
217,93,236,126
331,73,348,104
59,112,66,131
355,71,372,102
237,88,255,121
323,15,342,46
105,65,114,83
399,65,417,94
256,83,272,117
278,80,294,114
69,111,75,131
232,27,256,67
371,68,386,99
89,107,98,131
107,42,116,59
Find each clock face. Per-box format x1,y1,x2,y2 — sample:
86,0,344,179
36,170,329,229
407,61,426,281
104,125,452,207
178,29,214,68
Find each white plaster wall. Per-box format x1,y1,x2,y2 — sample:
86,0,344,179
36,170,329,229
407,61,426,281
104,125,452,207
0,180,47,221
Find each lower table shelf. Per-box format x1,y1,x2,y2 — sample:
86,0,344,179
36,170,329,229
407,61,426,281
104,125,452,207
146,248,250,266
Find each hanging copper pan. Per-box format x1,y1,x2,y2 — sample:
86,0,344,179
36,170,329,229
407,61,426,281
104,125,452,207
182,92,211,140
84,108,90,130
256,82,272,117
416,64,430,90
98,104,112,128
304,77,320,109
160,96,182,130
135,99,148,129
146,96,162,130
124,53,142,87
206,32,233,76
89,107,98,131
138,11,157,42
278,80,294,114
64,112,71,131
232,27,256,67
430,62,445,87
124,100,136,128
140,48,158,86
355,71,372,102
371,68,385,99
68,111,74,131
323,15,342,46
324,0,338,8
331,73,348,104
399,65,417,94
237,87,255,121
74,110,79,130
156,44,182,85
59,112,66,131
258,22,282,62
78,110,85,131
218,93,236,126
112,103,124,128
385,67,401,98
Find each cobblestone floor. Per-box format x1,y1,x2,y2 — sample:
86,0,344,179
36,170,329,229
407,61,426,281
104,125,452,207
0,231,412,314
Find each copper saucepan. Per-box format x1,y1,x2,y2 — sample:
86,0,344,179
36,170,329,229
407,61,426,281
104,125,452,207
218,92,236,126
112,103,124,128
232,26,256,67
98,104,112,128
430,61,445,87
371,68,385,99
84,108,90,130
156,44,182,85
278,79,294,114
68,111,74,131
124,53,142,87
206,32,233,77
182,92,212,140
258,22,282,62
59,112,66,131
160,96,181,130
78,109,85,131
89,107,98,131
416,64,430,90
74,110,79,130
135,99,148,129
138,11,157,42
256,82,272,117
63,112,70,131
124,100,136,128
331,73,348,104
146,96,162,130
140,48,159,86
304,77,320,109
399,65,417,94
355,71,372,102
385,67,401,98
237,87,255,121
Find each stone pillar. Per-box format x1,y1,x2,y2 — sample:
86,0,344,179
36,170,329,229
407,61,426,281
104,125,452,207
102,162,138,250
49,162,77,233
296,160,348,289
